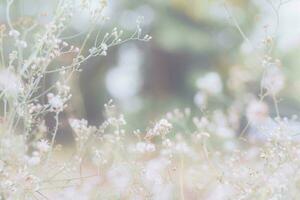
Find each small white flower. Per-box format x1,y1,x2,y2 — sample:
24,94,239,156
194,91,207,109
147,119,172,138
162,139,172,147
69,118,88,130
262,65,285,94
9,29,20,38
100,43,108,51
136,142,156,153
0,70,22,96
246,100,269,125
100,51,107,56
89,47,98,55
196,72,223,95
146,143,156,152
47,93,64,111
37,139,50,152
27,154,41,166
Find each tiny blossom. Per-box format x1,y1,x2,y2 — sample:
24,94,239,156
194,91,207,109
89,47,97,55
47,93,64,111
146,143,156,152
69,118,88,130
100,51,107,56
146,119,172,138
0,70,23,96
193,116,209,130
196,72,223,95
162,138,173,147
246,100,269,125
100,42,108,51
143,34,152,41
36,139,50,152
92,149,107,166
262,64,285,94
8,29,20,38
26,153,41,166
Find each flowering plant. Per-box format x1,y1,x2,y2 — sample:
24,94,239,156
0,0,299,200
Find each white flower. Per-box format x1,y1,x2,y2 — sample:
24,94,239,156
27,155,41,166
146,143,156,152
196,72,223,95
92,150,107,166
89,47,98,55
100,43,108,51
194,91,207,109
36,139,50,152
136,142,156,153
69,118,88,131
147,119,172,138
9,29,20,38
246,100,269,125
0,70,22,96
47,93,64,111
262,65,285,94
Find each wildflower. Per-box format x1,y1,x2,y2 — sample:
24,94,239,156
196,72,223,95
262,64,285,94
136,142,156,153
246,100,269,125
47,93,64,111
89,47,98,55
194,91,207,109
92,149,107,166
146,143,156,152
74,47,80,53
36,139,50,152
162,138,173,147
26,152,41,166
100,42,108,51
0,70,22,96
143,34,152,41
8,29,20,38
100,51,107,56
69,118,88,130
146,119,172,138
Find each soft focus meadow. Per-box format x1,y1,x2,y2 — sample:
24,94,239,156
1,0,300,199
